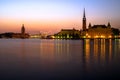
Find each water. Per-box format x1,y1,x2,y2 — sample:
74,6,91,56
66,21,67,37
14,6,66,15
0,39,120,80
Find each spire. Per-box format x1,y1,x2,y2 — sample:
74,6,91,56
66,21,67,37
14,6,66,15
22,24,24,27
83,8,86,31
83,8,86,18
21,24,25,34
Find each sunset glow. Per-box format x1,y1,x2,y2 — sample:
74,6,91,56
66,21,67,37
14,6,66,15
0,0,120,34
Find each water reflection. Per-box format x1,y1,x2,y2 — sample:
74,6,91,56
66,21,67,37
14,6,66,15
83,39,120,79
39,40,72,64
21,41,25,66
55,40,71,61
55,40,70,55
0,39,120,80
83,39,113,62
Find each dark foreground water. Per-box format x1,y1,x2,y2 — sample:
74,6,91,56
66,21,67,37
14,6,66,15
0,39,120,80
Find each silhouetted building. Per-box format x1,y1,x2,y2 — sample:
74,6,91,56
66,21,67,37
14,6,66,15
21,24,28,38
0,32,14,38
0,24,29,39
80,9,120,39
83,8,86,31
52,9,120,39
81,24,113,38
54,28,80,39
21,24,25,34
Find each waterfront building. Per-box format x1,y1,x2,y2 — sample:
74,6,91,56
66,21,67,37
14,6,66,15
21,24,25,34
54,28,80,39
13,24,29,38
81,24,113,38
80,9,119,39
52,8,120,39
0,24,29,38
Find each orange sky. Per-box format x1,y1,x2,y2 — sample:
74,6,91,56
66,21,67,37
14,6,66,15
0,16,81,34
0,0,120,34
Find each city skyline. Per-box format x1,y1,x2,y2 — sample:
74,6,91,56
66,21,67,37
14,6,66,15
0,0,120,34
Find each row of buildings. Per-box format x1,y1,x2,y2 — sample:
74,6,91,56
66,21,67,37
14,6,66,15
0,24,29,39
0,9,120,39
54,9,120,39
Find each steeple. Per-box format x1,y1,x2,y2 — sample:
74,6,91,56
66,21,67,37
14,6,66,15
83,8,86,18
83,8,86,31
21,24,25,34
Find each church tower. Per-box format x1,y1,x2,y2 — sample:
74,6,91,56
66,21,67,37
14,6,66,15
83,8,86,31
21,24,25,34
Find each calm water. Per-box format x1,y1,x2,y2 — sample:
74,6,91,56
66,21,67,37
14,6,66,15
0,39,120,80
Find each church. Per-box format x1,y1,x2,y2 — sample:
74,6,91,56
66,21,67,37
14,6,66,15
80,9,120,39
12,24,29,38
53,9,120,39
0,24,29,39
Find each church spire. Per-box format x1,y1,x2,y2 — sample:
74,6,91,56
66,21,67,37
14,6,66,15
83,8,86,18
21,24,25,34
83,8,86,31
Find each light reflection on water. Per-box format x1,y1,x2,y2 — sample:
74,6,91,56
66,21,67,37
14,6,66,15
83,39,113,63
0,39,120,80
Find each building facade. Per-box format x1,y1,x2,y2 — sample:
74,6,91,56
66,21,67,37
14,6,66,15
80,9,119,39
54,28,80,39
53,9,119,39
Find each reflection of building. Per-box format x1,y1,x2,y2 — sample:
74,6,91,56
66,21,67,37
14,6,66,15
81,9,120,39
83,39,113,64
54,28,80,39
0,24,29,38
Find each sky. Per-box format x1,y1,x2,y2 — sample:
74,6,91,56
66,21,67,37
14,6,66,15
0,0,120,34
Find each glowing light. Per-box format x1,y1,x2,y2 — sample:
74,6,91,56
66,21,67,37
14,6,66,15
88,36,91,38
30,34,41,38
67,34,69,39
51,36,55,39
83,36,86,38
86,33,88,36
95,35,99,38
57,36,60,38
108,35,112,38
101,35,105,38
